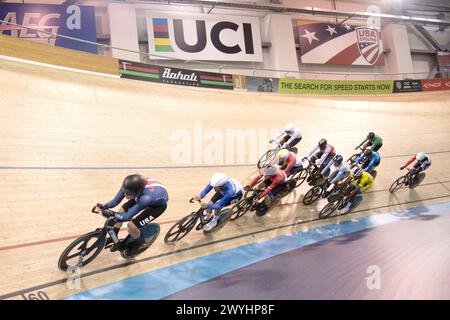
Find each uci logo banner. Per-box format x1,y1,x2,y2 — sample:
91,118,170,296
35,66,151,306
147,13,262,62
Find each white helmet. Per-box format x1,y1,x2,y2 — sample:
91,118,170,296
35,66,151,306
210,173,228,187
284,123,295,133
416,152,426,161
263,165,278,176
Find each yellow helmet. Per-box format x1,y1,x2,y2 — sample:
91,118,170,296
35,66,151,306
277,149,290,161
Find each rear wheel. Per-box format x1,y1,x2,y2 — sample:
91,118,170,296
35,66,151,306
389,176,406,193
302,185,323,205
292,168,308,188
230,197,253,221
58,231,106,271
164,213,198,245
257,149,276,169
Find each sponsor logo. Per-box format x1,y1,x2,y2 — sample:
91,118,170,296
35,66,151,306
356,27,380,65
139,216,154,227
161,67,198,82
424,81,442,89
148,13,262,61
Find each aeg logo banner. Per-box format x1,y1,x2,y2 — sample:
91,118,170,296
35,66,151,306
147,13,263,62
422,78,450,91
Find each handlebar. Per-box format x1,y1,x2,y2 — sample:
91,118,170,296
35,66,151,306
189,198,201,203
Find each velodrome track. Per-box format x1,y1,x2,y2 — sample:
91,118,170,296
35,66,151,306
0,56,449,300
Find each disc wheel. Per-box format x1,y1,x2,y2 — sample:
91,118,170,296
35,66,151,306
58,231,106,271
302,185,323,205
164,213,198,245
389,176,406,193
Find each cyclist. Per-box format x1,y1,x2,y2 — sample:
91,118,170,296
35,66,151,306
193,173,243,231
98,174,169,251
355,149,381,174
276,149,303,177
321,154,350,197
339,168,373,214
303,138,336,173
245,165,287,207
270,124,302,150
400,152,432,184
355,132,383,152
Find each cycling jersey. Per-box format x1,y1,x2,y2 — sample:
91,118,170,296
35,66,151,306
274,127,302,148
249,170,287,199
404,154,432,170
104,179,169,221
356,151,381,172
281,151,302,175
199,178,243,211
307,143,335,166
353,172,374,192
358,135,383,150
322,161,350,184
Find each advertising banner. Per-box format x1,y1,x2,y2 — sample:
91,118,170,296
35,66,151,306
278,79,393,94
247,77,279,93
119,60,234,90
0,3,97,53
297,20,384,66
147,13,262,62
421,78,450,92
393,80,422,93
232,74,248,90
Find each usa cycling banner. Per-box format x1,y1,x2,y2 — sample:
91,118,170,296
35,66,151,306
119,60,234,90
0,3,97,53
278,79,394,94
297,20,385,66
246,77,279,93
421,78,450,91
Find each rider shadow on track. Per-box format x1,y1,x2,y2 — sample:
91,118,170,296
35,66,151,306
388,189,439,221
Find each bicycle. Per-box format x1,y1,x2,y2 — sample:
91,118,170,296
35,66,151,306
389,168,425,193
58,206,160,271
230,188,263,221
347,146,365,166
257,141,298,169
164,198,233,245
319,182,352,218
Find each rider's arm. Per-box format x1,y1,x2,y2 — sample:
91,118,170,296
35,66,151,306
317,146,331,165
281,129,301,148
283,156,296,174
110,195,153,221
249,173,263,187
306,145,319,158
403,155,416,167
357,137,368,148
103,188,125,209
321,159,333,176
365,158,377,171
207,183,234,211
198,184,213,199
259,174,283,199
273,131,285,142
355,154,364,165
330,169,346,185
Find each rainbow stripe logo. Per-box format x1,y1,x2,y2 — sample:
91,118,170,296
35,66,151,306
152,18,174,52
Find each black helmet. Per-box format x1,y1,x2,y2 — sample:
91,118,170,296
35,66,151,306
333,154,343,166
122,174,146,198
364,149,373,157
318,138,327,149
353,168,363,179
367,132,375,140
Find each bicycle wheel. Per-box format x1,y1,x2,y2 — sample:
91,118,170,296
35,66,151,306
255,202,269,216
319,199,342,218
204,209,232,235
302,185,323,205
293,168,308,188
164,213,198,245
257,149,276,169
389,176,406,193
346,153,360,166
58,231,106,271
230,197,253,221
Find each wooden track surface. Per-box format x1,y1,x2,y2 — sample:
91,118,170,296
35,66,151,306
0,57,449,300
0,34,118,75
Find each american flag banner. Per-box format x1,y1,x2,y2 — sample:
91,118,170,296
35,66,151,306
298,20,385,66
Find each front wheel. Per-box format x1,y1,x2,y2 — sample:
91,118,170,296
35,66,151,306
319,199,342,218
164,213,198,245
257,149,276,169
389,175,406,193
58,231,106,271
347,153,360,166
302,185,323,205
292,168,308,188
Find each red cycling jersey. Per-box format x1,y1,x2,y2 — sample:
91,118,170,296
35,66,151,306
282,152,299,175
249,170,287,199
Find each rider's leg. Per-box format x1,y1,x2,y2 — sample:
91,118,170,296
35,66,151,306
128,204,168,240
